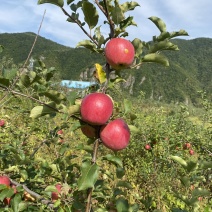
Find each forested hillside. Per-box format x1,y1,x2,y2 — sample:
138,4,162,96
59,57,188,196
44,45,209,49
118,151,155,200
0,32,211,104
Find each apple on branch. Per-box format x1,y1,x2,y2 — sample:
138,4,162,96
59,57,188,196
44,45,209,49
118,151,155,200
105,38,135,70
0,175,11,187
80,93,113,125
51,184,62,201
100,118,130,151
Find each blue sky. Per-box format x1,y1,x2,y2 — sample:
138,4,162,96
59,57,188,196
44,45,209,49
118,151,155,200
0,0,211,47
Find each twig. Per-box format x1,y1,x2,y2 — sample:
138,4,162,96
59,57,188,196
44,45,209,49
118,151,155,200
10,178,57,210
60,7,98,46
30,139,49,158
11,10,46,88
10,89,61,113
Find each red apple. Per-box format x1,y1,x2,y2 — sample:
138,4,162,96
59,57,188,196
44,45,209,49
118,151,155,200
144,144,151,150
51,184,62,201
80,93,113,125
105,38,135,70
57,129,63,135
100,118,130,151
0,175,10,187
3,185,17,206
81,124,96,139
0,119,5,127
58,138,65,144
183,142,191,150
189,149,195,155
3,197,11,205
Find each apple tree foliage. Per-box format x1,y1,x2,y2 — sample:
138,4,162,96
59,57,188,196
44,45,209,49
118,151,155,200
0,0,211,211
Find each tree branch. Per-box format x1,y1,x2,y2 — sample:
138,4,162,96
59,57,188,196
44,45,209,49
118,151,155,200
60,7,99,46
10,178,57,210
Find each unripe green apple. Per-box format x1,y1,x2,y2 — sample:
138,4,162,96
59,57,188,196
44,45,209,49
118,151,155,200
80,93,113,125
105,38,135,70
100,118,130,151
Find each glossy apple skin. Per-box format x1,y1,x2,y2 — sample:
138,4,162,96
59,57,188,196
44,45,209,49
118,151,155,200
80,93,113,125
0,176,10,187
105,38,135,70
51,184,62,201
100,118,130,151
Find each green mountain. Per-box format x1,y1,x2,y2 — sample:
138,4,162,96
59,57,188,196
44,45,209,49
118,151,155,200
0,32,211,104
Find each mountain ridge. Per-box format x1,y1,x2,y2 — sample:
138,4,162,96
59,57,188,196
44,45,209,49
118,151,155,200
0,32,211,104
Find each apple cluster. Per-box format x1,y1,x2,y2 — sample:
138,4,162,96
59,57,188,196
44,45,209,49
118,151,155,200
80,93,130,151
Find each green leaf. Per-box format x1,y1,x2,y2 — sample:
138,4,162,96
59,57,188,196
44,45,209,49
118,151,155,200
170,155,187,168
116,181,133,189
67,12,80,22
82,1,99,29
20,169,28,181
11,194,22,212
154,32,171,42
94,26,105,47
0,45,4,53
149,41,179,53
0,188,14,201
76,40,97,51
192,188,210,197
20,74,31,87
132,38,143,58
0,77,10,87
68,104,80,116
169,30,189,39
37,0,64,7
116,197,129,212
180,176,190,187
142,53,169,66
123,99,132,114
30,102,57,118
200,161,212,169
78,161,99,191
111,1,125,25
67,0,74,5
116,167,125,179
39,90,66,104
149,16,166,32
186,161,198,173
45,185,58,192
128,125,140,134
103,154,123,167
121,1,140,12
120,16,136,30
